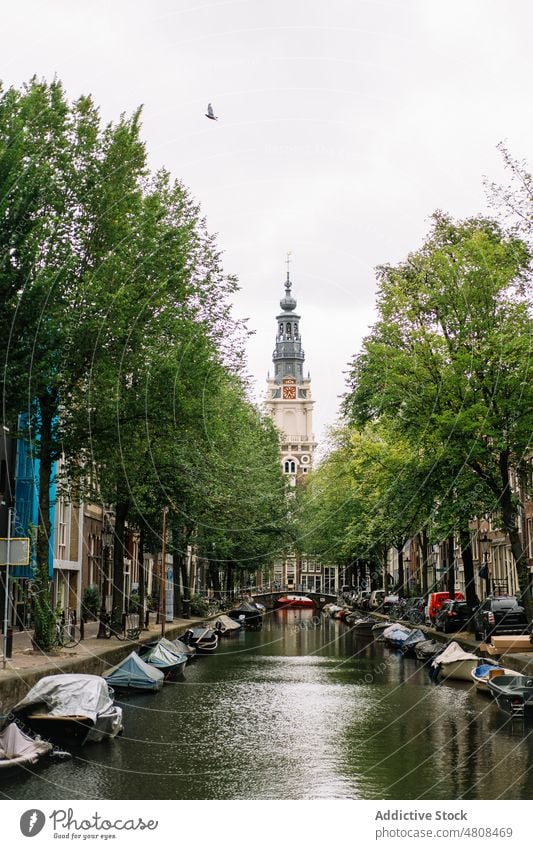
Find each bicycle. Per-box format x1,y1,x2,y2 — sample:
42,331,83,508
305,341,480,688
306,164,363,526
98,611,141,641
54,615,81,648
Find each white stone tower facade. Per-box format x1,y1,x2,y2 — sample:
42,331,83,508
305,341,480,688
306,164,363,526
265,264,317,481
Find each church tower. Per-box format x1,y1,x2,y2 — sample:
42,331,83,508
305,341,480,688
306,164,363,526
265,258,317,480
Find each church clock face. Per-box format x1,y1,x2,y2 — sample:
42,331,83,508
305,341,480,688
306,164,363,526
283,378,296,399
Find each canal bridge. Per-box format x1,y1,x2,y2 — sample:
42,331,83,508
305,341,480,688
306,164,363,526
250,588,337,610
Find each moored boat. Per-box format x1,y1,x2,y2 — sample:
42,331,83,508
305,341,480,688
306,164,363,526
214,614,242,635
103,651,164,692
0,723,53,769
12,674,123,745
382,623,411,648
170,637,197,660
371,621,394,639
471,664,523,694
400,629,426,655
139,640,188,678
275,594,315,609
486,674,533,721
350,617,377,635
179,627,219,654
431,641,480,682
415,639,443,663
228,602,263,628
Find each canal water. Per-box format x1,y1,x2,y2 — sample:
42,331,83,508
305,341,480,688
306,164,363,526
2,609,533,800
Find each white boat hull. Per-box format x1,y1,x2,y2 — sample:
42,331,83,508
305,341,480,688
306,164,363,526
438,659,479,681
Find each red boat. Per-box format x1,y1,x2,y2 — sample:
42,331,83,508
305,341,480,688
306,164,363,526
275,594,315,609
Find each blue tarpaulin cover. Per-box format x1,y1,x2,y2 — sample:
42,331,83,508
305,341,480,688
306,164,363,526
103,651,164,691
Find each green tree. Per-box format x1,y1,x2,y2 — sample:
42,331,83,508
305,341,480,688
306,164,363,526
344,213,533,616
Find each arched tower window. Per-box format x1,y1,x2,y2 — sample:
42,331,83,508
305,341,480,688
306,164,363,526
286,322,292,337
293,322,298,338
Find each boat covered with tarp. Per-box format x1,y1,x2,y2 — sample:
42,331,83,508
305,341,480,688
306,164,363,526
170,637,196,660
103,651,164,692
415,639,443,662
12,674,123,745
214,614,242,635
139,640,188,678
400,629,426,655
227,602,263,627
0,723,52,769
431,641,480,682
382,623,411,647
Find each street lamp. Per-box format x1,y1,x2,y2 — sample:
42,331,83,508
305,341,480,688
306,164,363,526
97,516,114,639
479,532,491,598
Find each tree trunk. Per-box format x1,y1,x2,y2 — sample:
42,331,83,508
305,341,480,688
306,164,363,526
447,534,455,600
418,528,429,596
226,561,234,600
33,397,56,650
397,546,404,597
208,558,221,598
459,525,477,609
111,498,129,630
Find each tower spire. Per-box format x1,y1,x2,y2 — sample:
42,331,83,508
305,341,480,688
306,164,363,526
285,251,292,289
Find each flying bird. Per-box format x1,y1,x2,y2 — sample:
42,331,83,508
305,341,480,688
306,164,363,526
205,102,218,121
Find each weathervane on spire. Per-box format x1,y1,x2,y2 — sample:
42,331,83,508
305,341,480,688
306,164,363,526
285,251,292,289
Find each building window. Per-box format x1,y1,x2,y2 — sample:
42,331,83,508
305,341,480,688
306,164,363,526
284,459,297,474
56,498,67,560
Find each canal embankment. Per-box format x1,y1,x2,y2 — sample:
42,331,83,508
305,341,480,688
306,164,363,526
0,616,207,714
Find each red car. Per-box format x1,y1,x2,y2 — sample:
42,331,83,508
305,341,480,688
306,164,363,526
427,591,465,623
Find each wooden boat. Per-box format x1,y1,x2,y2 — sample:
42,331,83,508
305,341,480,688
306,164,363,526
431,641,480,682
103,651,164,692
179,627,219,654
227,602,263,628
486,674,533,721
12,674,123,745
139,640,188,679
471,663,522,694
0,723,52,769
275,594,315,609
214,614,242,635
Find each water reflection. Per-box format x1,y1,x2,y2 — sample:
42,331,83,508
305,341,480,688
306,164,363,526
2,608,533,799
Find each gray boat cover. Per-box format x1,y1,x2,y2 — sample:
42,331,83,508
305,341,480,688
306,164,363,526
402,629,426,647
171,638,196,657
13,674,115,725
431,641,478,668
215,615,241,632
0,723,52,768
143,641,187,667
103,652,164,690
383,623,410,639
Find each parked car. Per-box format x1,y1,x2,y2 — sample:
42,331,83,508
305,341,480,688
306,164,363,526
473,596,529,641
369,590,385,610
382,594,399,614
357,591,372,610
435,600,475,634
427,591,465,624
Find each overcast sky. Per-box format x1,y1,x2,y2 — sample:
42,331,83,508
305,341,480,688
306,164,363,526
2,1,532,445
